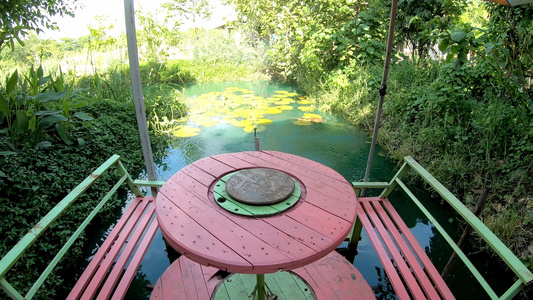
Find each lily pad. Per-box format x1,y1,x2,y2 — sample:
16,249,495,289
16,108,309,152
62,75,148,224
266,107,283,114
297,100,313,105
298,106,314,112
172,126,201,137
255,118,273,125
293,118,312,126
302,113,323,123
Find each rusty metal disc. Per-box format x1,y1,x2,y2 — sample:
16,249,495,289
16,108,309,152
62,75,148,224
226,168,295,205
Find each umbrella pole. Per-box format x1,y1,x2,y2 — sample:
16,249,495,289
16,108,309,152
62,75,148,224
124,0,159,195
362,0,398,196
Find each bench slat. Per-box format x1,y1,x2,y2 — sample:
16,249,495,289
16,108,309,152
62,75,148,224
81,198,152,300
371,200,441,299
362,200,426,299
382,198,455,299
67,196,154,300
112,212,158,300
67,197,144,299
356,201,411,299
97,200,156,299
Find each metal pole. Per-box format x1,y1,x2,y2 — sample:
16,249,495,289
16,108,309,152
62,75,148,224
362,0,398,196
124,0,159,195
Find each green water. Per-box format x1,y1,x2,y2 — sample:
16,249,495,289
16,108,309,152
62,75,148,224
108,81,515,299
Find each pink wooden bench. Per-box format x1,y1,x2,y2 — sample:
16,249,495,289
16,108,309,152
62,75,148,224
150,250,375,299
67,196,158,300
349,156,533,299
355,196,454,299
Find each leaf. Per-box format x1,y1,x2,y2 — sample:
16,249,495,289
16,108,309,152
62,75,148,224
30,91,68,103
6,70,18,95
0,94,9,117
458,52,468,63
15,112,29,132
0,170,6,177
0,151,17,156
77,137,86,148
451,31,467,43
36,141,52,148
37,115,68,131
73,112,94,121
34,110,63,116
438,39,449,52
55,123,70,144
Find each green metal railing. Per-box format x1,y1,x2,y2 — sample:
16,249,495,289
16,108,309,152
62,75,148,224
350,156,533,300
0,155,163,300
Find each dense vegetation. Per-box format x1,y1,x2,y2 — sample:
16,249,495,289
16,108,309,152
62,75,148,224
0,4,265,297
0,0,532,297
230,0,532,269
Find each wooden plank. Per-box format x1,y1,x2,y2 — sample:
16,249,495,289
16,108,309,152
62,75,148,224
356,204,411,299
292,251,375,300
179,163,217,187
261,151,348,182
97,203,156,299
192,156,236,178
80,198,151,300
362,201,426,299
382,198,455,299
237,151,355,198
285,202,353,254
264,215,333,254
188,255,211,300
180,256,202,300
150,259,187,300
163,171,320,265
67,197,143,300
270,272,314,300
371,200,440,299
156,195,251,272
111,201,158,300
212,153,259,170
217,275,249,300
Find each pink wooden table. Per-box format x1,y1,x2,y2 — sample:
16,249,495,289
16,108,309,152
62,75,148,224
155,151,358,297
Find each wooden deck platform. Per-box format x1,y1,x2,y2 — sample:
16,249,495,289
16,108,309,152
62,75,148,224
150,250,375,299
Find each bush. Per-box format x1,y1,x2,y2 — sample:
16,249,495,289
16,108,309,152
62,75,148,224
0,99,145,298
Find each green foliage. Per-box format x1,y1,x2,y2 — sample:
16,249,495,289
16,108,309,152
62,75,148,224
0,0,78,52
0,66,92,148
395,0,465,60
0,99,145,298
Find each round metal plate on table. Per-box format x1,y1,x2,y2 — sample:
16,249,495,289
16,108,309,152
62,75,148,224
226,168,295,205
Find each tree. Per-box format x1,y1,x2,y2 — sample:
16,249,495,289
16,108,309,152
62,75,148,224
162,0,212,29
395,0,465,60
0,0,78,53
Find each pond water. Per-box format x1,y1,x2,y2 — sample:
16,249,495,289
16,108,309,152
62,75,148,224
88,81,516,299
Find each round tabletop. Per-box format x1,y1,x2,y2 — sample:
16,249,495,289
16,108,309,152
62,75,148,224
156,151,358,274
